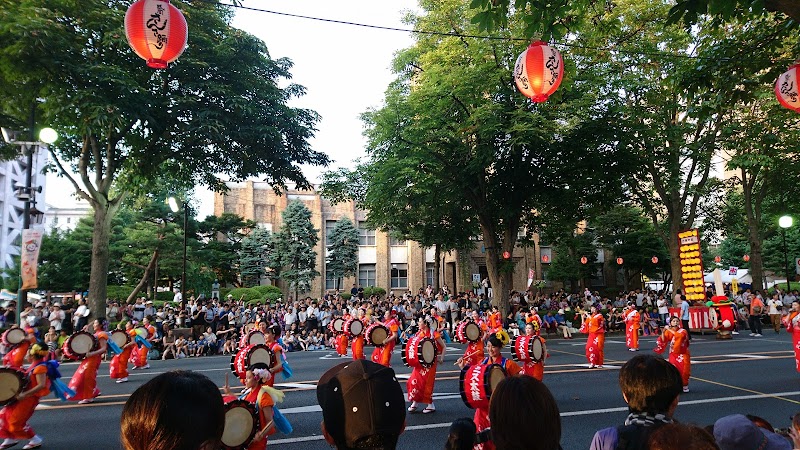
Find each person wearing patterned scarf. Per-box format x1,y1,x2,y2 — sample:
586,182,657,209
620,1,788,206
589,355,683,450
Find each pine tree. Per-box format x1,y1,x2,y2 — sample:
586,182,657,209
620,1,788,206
326,218,359,290
239,227,272,287
270,201,320,300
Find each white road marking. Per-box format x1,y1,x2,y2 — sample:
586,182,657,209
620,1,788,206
727,354,769,359
276,383,318,389
269,390,800,444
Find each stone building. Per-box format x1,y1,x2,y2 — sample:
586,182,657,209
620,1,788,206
215,181,562,298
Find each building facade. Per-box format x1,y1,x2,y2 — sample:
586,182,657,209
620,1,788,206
215,181,564,298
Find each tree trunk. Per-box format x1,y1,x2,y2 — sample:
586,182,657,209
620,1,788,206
126,249,160,304
742,168,766,291
433,244,441,291
88,202,116,319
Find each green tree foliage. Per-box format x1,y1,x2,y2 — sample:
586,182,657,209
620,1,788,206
0,0,328,317
270,201,320,300
197,213,257,288
239,227,272,287
546,230,598,291
325,218,359,290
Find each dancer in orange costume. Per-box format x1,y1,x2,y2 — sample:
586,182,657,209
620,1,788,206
262,324,284,387
68,319,108,404
371,311,399,367
2,327,35,370
525,309,543,335
223,368,279,450
406,316,445,414
458,311,487,367
520,323,546,381
350,309,366,360
131,320,153,370
110,322,136,384
487,306,502,334
458,332,520,450
623,304,640,352
0,344,50,449
784,301,800,373
655,316,691,392
579,306,605,368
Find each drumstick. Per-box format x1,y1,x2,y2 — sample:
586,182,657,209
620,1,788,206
455,350,480,365
256,420,275,440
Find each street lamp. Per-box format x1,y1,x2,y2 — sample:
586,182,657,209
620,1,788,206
2,121,57,325
780,215,793,292
168,197,188,311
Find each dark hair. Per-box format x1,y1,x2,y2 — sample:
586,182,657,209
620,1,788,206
489,376,561,450
121,370,224,450
445,418,477,450
647,423,719,450
619,355,682,414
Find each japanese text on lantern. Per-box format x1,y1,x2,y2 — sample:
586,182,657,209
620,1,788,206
678,229,705,302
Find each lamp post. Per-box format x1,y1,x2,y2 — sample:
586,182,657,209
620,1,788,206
780,215,793,292
2,117,57,325
168,197,188,311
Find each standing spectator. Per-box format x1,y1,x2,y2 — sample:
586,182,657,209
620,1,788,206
749,294,765,337
143,301,156,320
656,296,669,325
48,303,65,331
679,295,691,340
132,297,146,321
106,301,119,323
590,355,683,450
73,298,91,331
767,293,783,334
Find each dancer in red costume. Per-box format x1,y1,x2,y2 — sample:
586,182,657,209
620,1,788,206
350,309,366,360
458,333,520,450
525,309,543,335
262,324,284,387
223,368,279,450
520,323,546,381
371,311,399,367
784,301,800,373
623,304,640,352
68,319,108,404
457,311,487,367
487,306,502,334
2,327,35,370
655,316,691,392
0,344,50,449
407,316,445,414
110,322,136,384
131,319,154,370
579,306,605,368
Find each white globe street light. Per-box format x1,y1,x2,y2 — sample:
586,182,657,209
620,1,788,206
38,127,58,144
780,215,794,292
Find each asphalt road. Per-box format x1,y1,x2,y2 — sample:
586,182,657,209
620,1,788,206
26,329,800,449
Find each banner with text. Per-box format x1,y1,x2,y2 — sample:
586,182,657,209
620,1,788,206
20,229,43,290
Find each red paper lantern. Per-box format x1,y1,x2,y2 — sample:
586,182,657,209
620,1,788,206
651,256,658,264
125,0,188,69
616,257,624,265
776,64,800,112
714,255,721,263
580,256,588,265
743,254,750,262
541,255,550,263
514,41,564,103
502,251,511,260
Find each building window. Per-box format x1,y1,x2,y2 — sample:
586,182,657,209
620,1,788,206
426,263,435,287
391,264,408,289
359,264,376,287
325,269,339,290
358,221,375,246
325,220,337,247
389,236,406,246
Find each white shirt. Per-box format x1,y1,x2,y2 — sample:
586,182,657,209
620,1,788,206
48,309,65,330
767,298,782,315
74,305,90,325
284,312,297,325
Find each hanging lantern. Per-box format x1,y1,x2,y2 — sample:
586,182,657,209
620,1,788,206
514,41,564,103
502,251,511,260
714,255,721,263
651,256,658,264
616,257,624,265
776,64,800,112
541,254,550,263
580,256,588,265
743,254,750,262
125,0,188,69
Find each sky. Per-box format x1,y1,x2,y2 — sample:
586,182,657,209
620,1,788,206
45,0,419,219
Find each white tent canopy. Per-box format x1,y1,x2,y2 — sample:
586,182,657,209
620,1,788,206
704,269,750,284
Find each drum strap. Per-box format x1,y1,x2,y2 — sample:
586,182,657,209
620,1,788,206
480,357,507,369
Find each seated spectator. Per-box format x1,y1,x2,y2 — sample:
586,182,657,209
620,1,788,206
121,370,224,450
590,354,683,450
488,375,561,450
555,309,573,339
174,335,187,359
713,414,791,450
316,360,405,449
297,329,310,351
203,327,217,355
445,418,477,450
161,330,177,360
543,312,558,335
